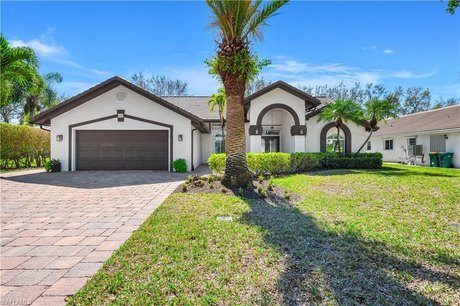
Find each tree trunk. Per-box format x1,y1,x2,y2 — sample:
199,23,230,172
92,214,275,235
336,126,341,153
221,74,252,187
356,129,373,155
27,97,37,126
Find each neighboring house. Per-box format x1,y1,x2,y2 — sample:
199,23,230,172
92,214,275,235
371,105,460,168
30,76,372,171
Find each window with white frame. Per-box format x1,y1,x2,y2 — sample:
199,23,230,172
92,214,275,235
366,141,372,151
408,137,416,146
384,139,393,150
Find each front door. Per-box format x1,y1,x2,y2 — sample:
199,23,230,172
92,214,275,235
261,136,280,153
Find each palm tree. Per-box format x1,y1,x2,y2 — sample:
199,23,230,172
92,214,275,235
23,72,63,124
208,87,226,129
318,99,363,154
0,34,39,84
206,0,288,187
0,34,40,111
355,98,398,154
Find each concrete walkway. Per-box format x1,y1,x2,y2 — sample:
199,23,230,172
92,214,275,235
0,170,189,305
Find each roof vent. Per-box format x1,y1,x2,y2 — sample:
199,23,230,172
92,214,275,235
116,92,126,101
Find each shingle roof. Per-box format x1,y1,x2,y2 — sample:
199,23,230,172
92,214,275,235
374,105,460,136
162,96,220,121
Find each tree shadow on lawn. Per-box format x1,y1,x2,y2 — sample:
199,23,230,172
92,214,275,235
310,166,459,178
241,198,459,305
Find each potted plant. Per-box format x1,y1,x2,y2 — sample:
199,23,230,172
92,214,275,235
44,159,61,172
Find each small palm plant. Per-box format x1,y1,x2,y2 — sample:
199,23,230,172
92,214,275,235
208,87,226,131
318,99,363,154
355,98,398,154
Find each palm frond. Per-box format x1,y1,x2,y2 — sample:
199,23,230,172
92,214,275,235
243,0,288,41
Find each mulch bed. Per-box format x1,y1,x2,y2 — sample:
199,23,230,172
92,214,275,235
174,174,302,205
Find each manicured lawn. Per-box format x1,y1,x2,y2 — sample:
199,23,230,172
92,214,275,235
68,164,460,305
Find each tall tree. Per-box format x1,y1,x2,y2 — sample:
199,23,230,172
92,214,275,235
399,87,431,115
23,72,63,124
131,72,188,96
206,0,288,187
0,34,40,114
356,98,398,154
432,97,460,109
318,99,363,154
245,77,272,96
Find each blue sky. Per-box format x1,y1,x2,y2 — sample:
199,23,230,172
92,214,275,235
2,1,459,100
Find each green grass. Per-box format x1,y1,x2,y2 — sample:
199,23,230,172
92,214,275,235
68,164,460,305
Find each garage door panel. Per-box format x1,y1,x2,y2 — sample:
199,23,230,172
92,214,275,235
76,130,168,170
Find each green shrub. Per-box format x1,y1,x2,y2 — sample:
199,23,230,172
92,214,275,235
257,185,267,198
267,178,274,191
247,152,291,175
172,158,187,173
208,152,382,174
284,190,291,201
0,123,50,169
208,153,226,175
322,152,383,169
44,159,61,172
290,152,323,172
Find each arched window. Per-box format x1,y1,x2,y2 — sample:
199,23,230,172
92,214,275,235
320,122,352,153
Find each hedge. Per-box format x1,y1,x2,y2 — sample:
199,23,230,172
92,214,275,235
0,123,50,169
208,152,383,175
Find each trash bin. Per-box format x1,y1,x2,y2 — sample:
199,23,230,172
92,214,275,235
440,152,454,168
429,153,439,167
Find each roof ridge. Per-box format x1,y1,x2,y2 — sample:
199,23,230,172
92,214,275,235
394,104,460,119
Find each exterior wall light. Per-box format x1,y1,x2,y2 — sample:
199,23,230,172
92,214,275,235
117,110,125,122
178,134,183,141
56,135,63,142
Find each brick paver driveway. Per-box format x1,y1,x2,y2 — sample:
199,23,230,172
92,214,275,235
0,170,188,305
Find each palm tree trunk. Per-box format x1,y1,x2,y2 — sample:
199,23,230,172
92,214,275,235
356,129,373,155
221,74,252,187
27,97,37,126
336,126,341,153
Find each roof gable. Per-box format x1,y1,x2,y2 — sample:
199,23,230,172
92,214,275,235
30,76,207,131
244,81,321,107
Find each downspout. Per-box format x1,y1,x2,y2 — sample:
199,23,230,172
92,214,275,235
191,128,198,171
40,125,51,132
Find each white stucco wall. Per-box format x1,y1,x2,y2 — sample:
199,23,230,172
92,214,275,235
372,130,460,168
51,85,192,171
248,88,306,153
192,130,202,169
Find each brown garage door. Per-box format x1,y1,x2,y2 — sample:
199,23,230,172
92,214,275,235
76,130,169,170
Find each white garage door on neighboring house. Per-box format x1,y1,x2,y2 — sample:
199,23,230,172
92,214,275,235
76,130,169,170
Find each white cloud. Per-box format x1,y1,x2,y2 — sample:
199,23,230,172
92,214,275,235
390,70,437,79
10,34,111,78
90,69,111,76
11,39,66,57
160,66,220,95
383,49,394,54
261,56,436,88
57,81,95,97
